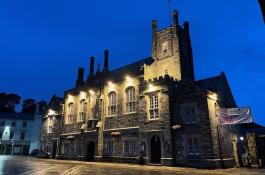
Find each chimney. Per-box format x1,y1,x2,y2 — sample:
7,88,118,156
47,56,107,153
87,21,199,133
95,63,101,77
152,20,158,33
184,21,191,44
76,67,85,87
88,56,95,79
172,10,179,25
102,49,109,73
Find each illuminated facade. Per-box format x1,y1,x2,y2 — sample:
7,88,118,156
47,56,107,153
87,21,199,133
40,10,238,168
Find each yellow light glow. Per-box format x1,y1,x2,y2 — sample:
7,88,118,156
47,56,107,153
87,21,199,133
125,75,133,86
68,94,74,102
148,84,155,91
48,109,56,116
209,93,218,100
89,89,95,95
80,91,87,99
108,81,113,86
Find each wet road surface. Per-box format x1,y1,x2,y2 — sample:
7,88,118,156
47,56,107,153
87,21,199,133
0,156,264,175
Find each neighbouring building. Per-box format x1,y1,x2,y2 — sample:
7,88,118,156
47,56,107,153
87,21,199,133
259,0,265,23
0,112,42,155
40,10,239,168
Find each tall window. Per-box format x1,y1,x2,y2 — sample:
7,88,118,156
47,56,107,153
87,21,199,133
96,98,103,119
126,87,136,113
108,92,117,116
68,103,74,123
187,138,200,155
181,103,197,124
149,94,159,119
47,117,53,133
123,140,137,156
106,140,114,155
79,100,87,122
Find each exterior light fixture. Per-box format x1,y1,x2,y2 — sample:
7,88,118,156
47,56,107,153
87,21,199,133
209,93,218,101
108,81,113,86
80,91,87,99
68,94,74,102
240,137,244,141
89,90,95,95
48,109,56,116
148,84,155,91
125,75,133,85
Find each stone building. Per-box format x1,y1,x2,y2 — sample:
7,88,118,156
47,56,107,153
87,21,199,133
40,10,238,168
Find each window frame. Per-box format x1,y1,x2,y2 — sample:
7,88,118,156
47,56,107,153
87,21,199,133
68,102,75,123
187,137,200,156
181,103,198,124
149,94,159,120
125,87,136,114
79,99,87,122
108,92,117,117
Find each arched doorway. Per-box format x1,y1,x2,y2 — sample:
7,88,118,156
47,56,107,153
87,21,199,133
86,141,95,161
151,135,161,164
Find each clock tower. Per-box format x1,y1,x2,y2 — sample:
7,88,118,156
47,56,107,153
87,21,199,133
144,10,195,82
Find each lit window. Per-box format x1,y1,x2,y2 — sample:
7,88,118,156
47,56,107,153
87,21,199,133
47,117,53,133
187,138,200,155
106,140,114,155
108,92,117,116
126,87,136,113
79,100,87,122
181,103,198,124
96,98,103,119
149,94,159,119
68,103,75,123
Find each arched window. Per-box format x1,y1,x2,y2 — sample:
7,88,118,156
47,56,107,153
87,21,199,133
126,87,136,113
79,100,87,122
108,92,116,116
68,103,74,123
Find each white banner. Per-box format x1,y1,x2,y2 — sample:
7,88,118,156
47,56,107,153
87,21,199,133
217,107,252,125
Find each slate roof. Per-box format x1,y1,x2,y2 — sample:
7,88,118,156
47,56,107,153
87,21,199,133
196,75,222,92
46,95,63,113
0,112,35,121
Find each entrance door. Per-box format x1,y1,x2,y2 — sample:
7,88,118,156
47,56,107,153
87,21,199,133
151,135,161,164
86,141,95,161
52,141,57,159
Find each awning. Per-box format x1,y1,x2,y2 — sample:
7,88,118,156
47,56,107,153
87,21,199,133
111,132,121,136
81,124,87,130
66,136,75,140
96,121,102,128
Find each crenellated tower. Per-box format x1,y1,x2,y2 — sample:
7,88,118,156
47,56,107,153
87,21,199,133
144,10,195,82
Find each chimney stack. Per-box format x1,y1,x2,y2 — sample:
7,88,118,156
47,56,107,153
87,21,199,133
152,20,158,33
102,49,109,74
88,56,95,80
172,10,179,25
76,67,85,87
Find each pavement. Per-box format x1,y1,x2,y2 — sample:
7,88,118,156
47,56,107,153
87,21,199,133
0,155,264,175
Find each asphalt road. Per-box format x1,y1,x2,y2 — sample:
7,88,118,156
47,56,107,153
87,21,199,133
0,156,264,175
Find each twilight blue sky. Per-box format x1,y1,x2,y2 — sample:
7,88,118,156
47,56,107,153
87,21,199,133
0,0,264,125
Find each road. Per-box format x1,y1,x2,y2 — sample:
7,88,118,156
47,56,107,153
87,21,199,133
0,155,264,175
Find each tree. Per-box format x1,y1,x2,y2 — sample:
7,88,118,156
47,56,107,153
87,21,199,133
0,93,21,113
21,99,36,114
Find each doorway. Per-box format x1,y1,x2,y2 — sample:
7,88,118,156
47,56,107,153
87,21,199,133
86,141,95,161
151,135,161,164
